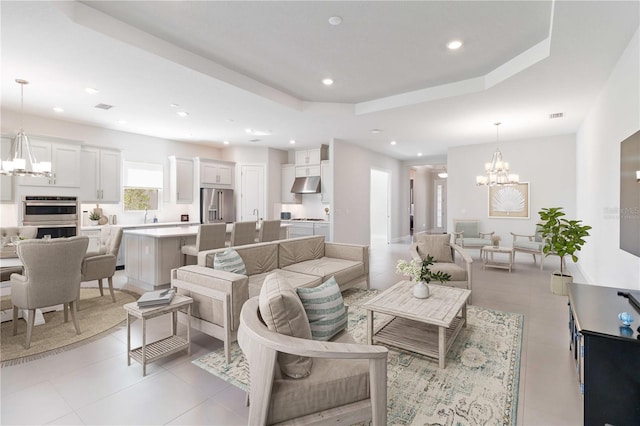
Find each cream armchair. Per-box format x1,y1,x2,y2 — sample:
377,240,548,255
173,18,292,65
238,296,388,425
11,236,89,348
409,232,473,301
81,226,123,302
511,227,565,270
453,219,494,253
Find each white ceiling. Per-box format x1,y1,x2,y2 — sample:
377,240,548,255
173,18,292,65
1,1,638,160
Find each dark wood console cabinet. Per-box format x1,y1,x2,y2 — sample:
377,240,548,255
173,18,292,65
567,283,640,426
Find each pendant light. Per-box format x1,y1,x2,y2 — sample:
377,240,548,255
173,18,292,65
1,79,51,177
475,122,519,186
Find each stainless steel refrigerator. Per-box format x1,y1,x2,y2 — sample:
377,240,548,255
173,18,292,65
200,188,235,223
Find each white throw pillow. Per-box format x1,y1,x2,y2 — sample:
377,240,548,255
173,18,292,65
213,248,247,274
296,276,347,341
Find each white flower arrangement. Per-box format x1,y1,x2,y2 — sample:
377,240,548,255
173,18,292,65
396,256,451,284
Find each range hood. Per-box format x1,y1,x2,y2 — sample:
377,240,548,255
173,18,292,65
291,176,321,194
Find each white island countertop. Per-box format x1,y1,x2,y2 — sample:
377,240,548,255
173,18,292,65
123,222,290,238
81,221,200,232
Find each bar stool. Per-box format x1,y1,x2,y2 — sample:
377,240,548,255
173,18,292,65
181,223,226,265
258,220,281,242
230,221,257,246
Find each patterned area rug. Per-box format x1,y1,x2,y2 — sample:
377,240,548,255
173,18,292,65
193,288,523,426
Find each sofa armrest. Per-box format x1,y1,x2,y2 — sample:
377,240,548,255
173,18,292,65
197,247,228,267
510,232,535,242
450,243,473,265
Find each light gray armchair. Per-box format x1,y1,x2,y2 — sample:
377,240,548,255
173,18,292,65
453,219,494,253
81,226,123,302
11,235,89,349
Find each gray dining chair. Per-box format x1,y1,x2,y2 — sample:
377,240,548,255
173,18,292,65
230,221,257,246
11,235,89,349
181,223,227,265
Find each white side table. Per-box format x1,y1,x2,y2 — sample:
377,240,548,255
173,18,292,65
481,245,514,272
124,294,193,376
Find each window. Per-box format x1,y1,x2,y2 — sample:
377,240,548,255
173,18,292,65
123,161,163,211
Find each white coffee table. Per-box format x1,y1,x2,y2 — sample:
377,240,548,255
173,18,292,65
363,280,470,368
482,245,514,272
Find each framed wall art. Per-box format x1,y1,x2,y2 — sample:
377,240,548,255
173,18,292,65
488,183,530,219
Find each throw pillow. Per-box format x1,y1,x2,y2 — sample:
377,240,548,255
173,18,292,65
259,272,313,379
416,233,453,263
296,276,347,341
213,248,247,274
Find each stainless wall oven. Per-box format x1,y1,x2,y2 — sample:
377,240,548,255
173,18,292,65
22,196,79,239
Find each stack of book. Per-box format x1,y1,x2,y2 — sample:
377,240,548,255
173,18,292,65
137,288,176,308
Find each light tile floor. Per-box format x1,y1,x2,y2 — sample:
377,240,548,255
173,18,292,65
1,239,583,425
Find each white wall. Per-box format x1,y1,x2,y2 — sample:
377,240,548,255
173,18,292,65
576,28,640,290
333,139,403,245
448,134,577,250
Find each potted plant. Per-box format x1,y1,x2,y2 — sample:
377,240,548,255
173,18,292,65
396,255,451,298
89,211,101,226
537,207,592,295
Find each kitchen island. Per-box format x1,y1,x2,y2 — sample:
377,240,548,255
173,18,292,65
124,223,290,289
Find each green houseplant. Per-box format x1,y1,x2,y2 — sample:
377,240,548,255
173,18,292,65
396,255,451,298
88,211,101,226
537,207,592,295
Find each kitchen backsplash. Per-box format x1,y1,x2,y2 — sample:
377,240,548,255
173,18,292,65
282,193,330,220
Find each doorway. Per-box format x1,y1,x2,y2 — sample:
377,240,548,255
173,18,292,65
370,168,390,245
239,164,264,221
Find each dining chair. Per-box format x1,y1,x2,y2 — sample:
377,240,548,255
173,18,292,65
258,220,281,243
11,235,89,349
181,223,227,265
230,221,257,246
81,226,123,302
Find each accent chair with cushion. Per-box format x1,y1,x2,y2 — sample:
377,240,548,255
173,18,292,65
453,219,494,253
238,271,388,425
81,226,123,302
181,223,226,265
11,235,89,349
409,232,473,302
511,227,565,270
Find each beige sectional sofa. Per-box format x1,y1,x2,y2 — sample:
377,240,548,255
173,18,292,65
170,235,369,362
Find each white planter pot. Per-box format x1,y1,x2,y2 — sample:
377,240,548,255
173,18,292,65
550,273,572,295
413,282,430,299
90,220,99,226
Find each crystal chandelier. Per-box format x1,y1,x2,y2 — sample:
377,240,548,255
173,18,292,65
475,122,519,186
0,79,51,177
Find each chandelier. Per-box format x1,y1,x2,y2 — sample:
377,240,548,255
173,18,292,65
0,79,51,177
475,122,519,186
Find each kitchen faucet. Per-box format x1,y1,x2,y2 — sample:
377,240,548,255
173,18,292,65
144,208,148,224
253,208,260,221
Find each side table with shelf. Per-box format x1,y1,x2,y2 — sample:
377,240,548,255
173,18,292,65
481,246,514,272
124,295,193,376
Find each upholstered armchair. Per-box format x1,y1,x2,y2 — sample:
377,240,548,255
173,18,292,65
1,226,37,282
453,219,494,253
81,226,123,302
511,227,565,270
11,236,89,349
409,232,473,301
238,295,388,425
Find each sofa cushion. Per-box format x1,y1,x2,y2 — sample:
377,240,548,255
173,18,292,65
278,236,325,268
296,277,347,341
235,242,278,276
214,248,246,274
462,237,492,247
248,269,321,298
430,262,467,282
283,257,364,287
259,272,313,379
415,233,453,263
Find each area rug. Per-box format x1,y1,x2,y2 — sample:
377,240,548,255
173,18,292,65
193,288,523,426
1,288,137,366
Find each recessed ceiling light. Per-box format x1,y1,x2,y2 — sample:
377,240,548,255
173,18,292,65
328,16,342,26
176,111,189,117
447,40,463,50
370,129,382,134
390,140,397,145
116,119,127,125
52,107,64,113
170,103,179,108
84,87,99,94
322,78,334,86
245,128,271,136
417,153,423,157
289,140,296,144
223,140,230,145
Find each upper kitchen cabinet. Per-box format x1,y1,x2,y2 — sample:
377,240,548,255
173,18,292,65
80,147,121,203
169,156,194,204
0,137,14,202
294,145,328,166
320,160,332,204
18,137,81,187
281,164,301,204
195,158,234,188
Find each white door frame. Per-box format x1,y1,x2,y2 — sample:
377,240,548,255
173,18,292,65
370,168,390,245
238,163,265,221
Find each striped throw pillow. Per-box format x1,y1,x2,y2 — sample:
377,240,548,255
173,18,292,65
296,276,347,341
213,248,246,275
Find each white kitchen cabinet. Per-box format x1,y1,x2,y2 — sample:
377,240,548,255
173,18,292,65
0,137,14,202
198,158,234,187
320,160,332,203
294,145,327,166
80,147,121,203
18,137,81,187
288,222,314,238
314,222,330,241
169,156,194,203
295,165,321,177
281,164,301,204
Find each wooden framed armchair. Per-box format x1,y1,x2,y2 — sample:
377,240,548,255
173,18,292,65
453,219,494,253
238,296,388,425
511,227,565,270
